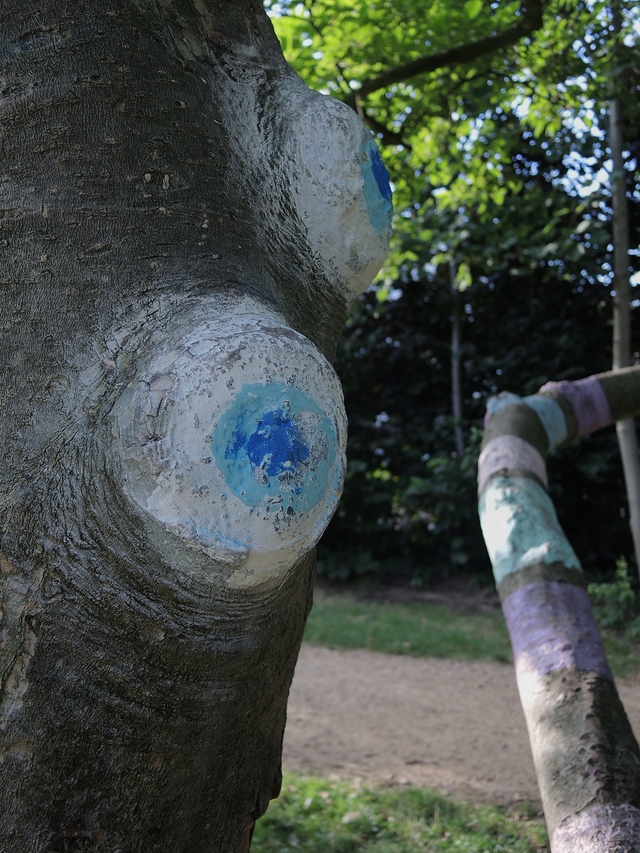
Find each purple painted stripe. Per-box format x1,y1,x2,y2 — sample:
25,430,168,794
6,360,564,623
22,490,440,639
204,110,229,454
502,581,613,683
539,376,612,437
477,435,548,495
551,803,640,853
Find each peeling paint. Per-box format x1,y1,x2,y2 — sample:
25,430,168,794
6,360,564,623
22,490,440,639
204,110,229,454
479,475,581,585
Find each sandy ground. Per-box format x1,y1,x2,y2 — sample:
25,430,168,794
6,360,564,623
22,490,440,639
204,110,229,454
282,643,640,806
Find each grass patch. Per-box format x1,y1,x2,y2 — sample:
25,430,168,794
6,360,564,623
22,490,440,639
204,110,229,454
600,631,640,679
304,589,640,679
253,772,549,852
304,590,513,664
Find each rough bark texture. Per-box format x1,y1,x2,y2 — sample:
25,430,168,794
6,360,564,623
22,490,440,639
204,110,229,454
0,1,391,849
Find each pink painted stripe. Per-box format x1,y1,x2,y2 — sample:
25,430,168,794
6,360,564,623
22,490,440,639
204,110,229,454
539,376,612,437
552,803,640,853
502,581,613,683
477,435,548,494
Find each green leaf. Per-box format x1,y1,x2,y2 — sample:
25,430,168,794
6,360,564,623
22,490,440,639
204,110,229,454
431,251,449,267
455,261,473,292
463,0,483,19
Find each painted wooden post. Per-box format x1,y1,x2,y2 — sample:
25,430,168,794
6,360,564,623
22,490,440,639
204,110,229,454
478,365,640,851
0,1,392,849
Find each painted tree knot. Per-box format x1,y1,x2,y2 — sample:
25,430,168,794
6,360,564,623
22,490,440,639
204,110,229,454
285,85,392,301
112,296,346,588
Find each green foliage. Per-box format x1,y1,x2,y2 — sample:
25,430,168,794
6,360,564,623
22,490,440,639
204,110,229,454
598,628,640,679
318,157,638,581
253,772,549,852
589,558,640,643
269,0,640,584
304,589,513,662
267,0,640,245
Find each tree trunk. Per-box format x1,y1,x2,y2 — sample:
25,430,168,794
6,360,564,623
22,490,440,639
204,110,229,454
610,92,640,577
0,1,392,849
449,258,465,457
479,367,640,851
610,0,640,576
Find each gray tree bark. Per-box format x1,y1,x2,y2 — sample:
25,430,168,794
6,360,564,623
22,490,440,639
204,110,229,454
610,92,640,577
0,1,391,850
449,257,464,458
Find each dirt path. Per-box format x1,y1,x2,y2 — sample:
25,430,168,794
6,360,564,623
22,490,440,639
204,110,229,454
282,643,640,806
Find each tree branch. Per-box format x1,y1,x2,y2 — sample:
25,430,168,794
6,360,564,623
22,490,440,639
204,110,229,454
343,0,543,108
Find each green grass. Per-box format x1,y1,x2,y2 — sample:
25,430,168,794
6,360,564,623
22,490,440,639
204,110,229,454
304,588,640,679
600,630,640,679
304,590,513,664
253,772,549,852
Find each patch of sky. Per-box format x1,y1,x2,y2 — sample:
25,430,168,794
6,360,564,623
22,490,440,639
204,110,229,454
264,0,307,17
620,3,640,44
264,0,285,17
507,70,619,199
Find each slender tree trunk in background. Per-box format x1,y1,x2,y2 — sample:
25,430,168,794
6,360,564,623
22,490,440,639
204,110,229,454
449,258,465,457
0,1,391,849
610,91,640,578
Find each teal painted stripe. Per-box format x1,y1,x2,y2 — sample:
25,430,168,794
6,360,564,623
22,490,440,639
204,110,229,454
522,395,567,451
479,474,581,586
485,392,522,418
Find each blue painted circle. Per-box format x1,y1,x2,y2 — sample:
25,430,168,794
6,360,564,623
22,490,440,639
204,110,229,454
370,145,392,201
361,140,393,235
212,382,338,515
